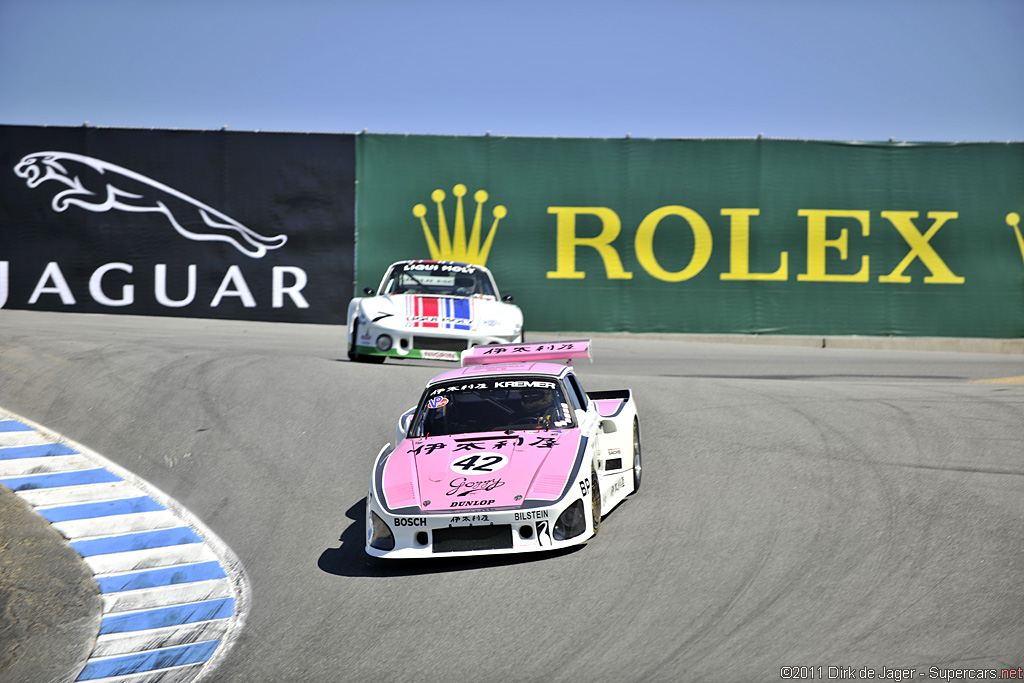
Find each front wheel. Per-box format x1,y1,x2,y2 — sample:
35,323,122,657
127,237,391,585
590,467,601,535
347,320,360,361
348,320,385,364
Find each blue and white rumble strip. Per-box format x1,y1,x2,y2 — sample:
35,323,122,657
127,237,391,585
0,410,249,682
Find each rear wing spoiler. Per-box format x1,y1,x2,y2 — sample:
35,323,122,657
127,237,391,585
461,340,592,366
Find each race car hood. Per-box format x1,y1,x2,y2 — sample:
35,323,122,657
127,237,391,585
380,429,585,512
360,294,508,333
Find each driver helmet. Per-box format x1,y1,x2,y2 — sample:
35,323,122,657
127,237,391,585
520,389,555,415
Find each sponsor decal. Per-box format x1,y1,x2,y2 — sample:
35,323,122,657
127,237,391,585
536,520,550,545
428,379,560,395
421,350,461,361
429,382,487,396
414,184,506,266
428,396,449,409
450,499,495,507
480,343,581,357
408,442,447,455
447,476,505,496
404,262,478,274
393,517,427,527
449,514,490,524
409,437,521,455
454,435,523,444
400,273,451,287
603,476,627,504
406,296,474,330
494,380,557,389
514,510,550,521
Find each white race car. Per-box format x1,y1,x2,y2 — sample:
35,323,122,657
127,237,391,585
365,340,641,559
347,260,524,363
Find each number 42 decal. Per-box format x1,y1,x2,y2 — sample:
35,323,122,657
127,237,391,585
450,453,509,474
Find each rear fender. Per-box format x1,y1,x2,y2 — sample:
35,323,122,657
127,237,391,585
587,389,638,483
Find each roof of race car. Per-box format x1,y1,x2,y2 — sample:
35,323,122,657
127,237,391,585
428,361,571,386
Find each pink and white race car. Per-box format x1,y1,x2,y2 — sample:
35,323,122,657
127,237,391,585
365,340,641,558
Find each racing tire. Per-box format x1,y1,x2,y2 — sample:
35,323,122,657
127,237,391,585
590,467,601,535
347,321,385,364
629,418,642,495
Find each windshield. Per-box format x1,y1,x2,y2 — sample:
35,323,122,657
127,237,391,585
411,377,575,437
382,263,496,298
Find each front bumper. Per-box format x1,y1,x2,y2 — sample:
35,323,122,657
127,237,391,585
365,494,594,559
354,321,521,362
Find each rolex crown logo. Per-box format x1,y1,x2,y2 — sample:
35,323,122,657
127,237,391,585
413,184,507,266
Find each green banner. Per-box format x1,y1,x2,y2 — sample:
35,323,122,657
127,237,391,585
356,135,1024,338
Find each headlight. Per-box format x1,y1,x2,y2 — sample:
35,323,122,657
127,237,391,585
553,499,586,540
375,335,393,352
368,507,395,550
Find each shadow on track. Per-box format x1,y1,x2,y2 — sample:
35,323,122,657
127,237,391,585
317,498,582,578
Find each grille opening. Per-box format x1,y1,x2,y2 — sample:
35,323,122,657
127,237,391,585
413,336,470,352
433,525,513,553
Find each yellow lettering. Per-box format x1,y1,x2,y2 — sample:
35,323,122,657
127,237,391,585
719,208,788,281
634,206,712,282
797,210,870,282
878,211,964,284
546,207,632,279
1009,213,1024,265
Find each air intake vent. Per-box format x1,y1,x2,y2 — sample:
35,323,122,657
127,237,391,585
433,525,512,553
413,336,470,352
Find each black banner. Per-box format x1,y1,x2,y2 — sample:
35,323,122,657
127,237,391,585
0,125,354,324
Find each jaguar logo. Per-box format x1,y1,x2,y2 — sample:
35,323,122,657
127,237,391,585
14,151,287,258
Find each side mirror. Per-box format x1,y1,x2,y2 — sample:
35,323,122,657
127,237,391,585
363,287,375,296
601,419,617,434
502,294,515,303
395,407,416,442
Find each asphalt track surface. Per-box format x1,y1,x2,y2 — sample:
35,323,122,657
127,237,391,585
1,310,1022,683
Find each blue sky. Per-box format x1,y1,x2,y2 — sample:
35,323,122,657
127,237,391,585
1,0,1021,142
